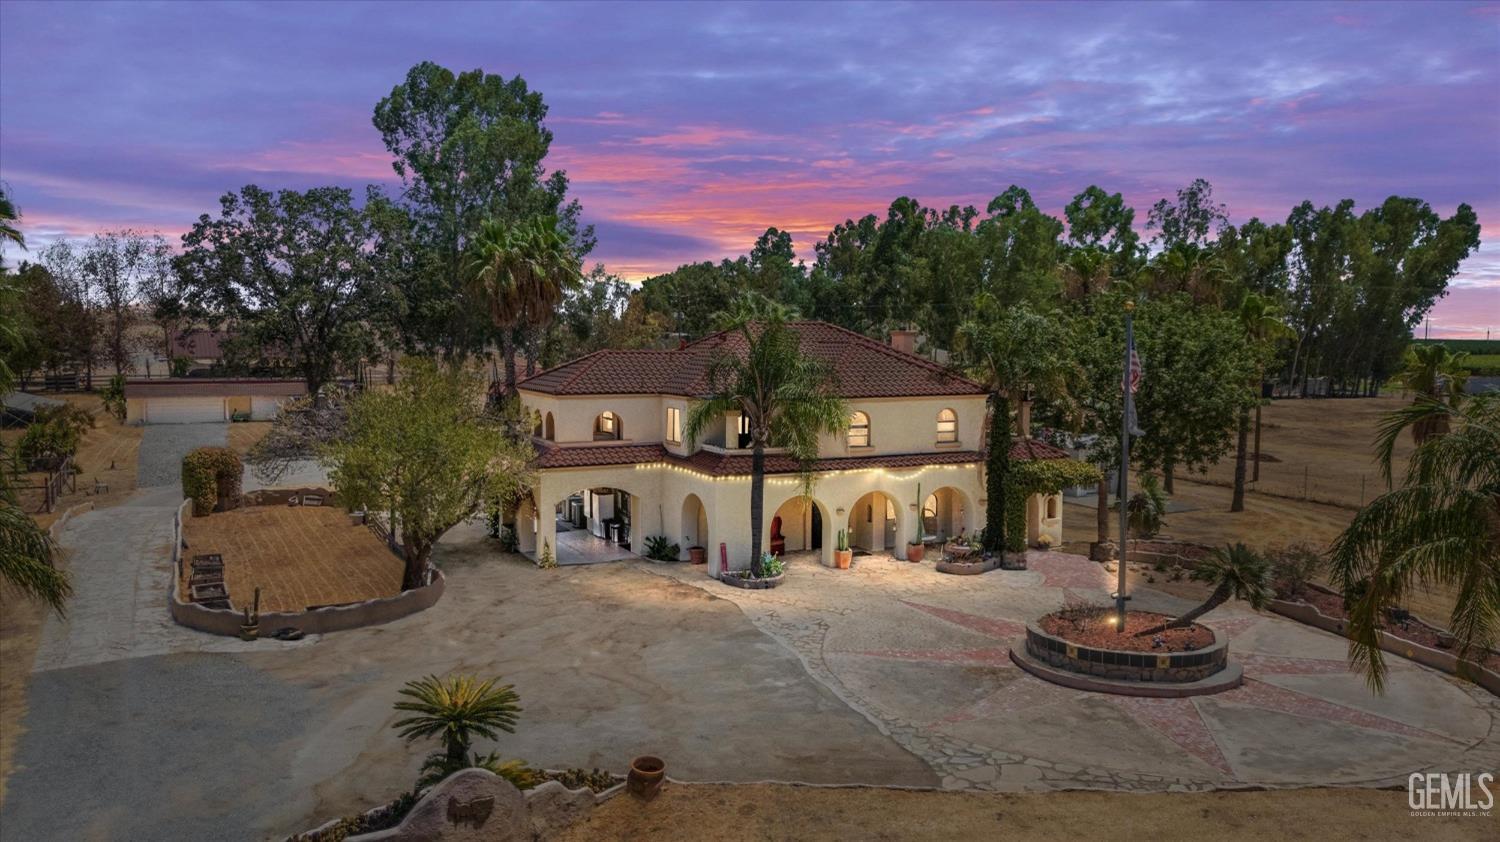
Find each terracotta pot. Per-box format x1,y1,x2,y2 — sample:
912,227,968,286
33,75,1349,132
689,546,706,565
628,755,666,801
906,542,925,562
834,549,853,569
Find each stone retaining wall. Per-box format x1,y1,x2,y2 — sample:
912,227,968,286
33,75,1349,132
1267,598,1500,697
168,496,444,637
1024,622,1227,683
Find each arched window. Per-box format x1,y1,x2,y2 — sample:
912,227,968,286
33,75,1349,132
544,412,555,441
532,415,543,437
936,408,958,443
1046,496,1059,519
595,411,621,440
848,411,870,448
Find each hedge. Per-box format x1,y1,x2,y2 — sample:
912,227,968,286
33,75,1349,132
182,446,243,516
1003,458,1101,552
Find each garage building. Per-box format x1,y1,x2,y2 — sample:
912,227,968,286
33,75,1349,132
124,379,308,425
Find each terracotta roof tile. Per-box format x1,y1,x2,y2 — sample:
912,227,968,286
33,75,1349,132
519,321,984,399
1007,439,1072,461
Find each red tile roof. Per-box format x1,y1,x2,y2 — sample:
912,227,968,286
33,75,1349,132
519,321,984,399
533,438,1069,473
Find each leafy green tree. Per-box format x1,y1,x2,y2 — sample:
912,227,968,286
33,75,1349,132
1146,178,1228,249
1064,185,1141,277
1140,543,1272,633
323,359,534,588
176,185,385,397
1330,395,1500,691
80,230,172,377
954,300,1072,554
554,266,667,361
639,259,746,339
373,61,592,357
393,674,532,789
38,241,103,389
0,275,72,614
683,296,849,577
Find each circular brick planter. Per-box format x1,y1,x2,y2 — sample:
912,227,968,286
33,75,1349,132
935,556,1001,575
1015,620,1241,696
719,571,786,590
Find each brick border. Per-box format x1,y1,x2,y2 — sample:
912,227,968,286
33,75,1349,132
719,571,786,590
1024,621,1229,683
167,496,445,637
1011,642,1244,698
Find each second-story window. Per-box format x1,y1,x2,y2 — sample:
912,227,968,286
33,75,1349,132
666,406,682,443
936,408,958,443
737,412,752,448
595,411,620,440
848,411,870,448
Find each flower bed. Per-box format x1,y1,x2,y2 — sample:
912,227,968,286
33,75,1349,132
1039,609,1212,653
719,571,786,590
1291,585,1500,672
1024,611,1228,684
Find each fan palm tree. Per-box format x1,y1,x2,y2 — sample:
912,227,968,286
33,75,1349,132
683,295,848,578
1057,247,1112,302
393,674,522,770
1393,344,1468,443
1230,293,1295,511
1147,243,1228,305
953,297,1072,555
1330,394,1500,692
465,216,581,394
1139,543,1272,634
0,183,24,263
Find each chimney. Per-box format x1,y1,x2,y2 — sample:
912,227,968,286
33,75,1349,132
1017,400,1032,439
888,329,917,355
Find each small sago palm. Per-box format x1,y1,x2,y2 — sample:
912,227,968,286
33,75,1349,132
393,674,522,769
1330,394,1500,692
683,295,848,578
1140,543,1272,634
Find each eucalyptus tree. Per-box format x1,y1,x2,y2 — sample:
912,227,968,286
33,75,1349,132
80,230,172,376
684,295,849,577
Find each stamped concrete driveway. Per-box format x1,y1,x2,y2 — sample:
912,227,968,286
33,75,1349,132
650,551,1500,792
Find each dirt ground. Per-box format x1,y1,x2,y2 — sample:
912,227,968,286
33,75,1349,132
558,783,1490,841
227,419,272,455
181,504,405,613
1062,394,1460,625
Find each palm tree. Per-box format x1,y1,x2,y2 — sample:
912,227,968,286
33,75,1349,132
1393,344,1468,443
1230,293,1294,511
465,216,581,394
1139,543,1272,634
393,674,524,785
683,295,848,578
1147,243,1228,306
1330,395,1499,692
0,183,24,264
1057,247,1112,302
953,298,1072,555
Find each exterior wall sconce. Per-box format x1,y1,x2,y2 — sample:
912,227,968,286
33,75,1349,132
835,507,846,516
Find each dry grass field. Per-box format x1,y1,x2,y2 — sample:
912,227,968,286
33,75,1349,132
181,504,405,613
1,393,143,529
1062,394,1461,626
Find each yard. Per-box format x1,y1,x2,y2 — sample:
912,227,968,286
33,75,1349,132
1,393,143,528
180,503,405,613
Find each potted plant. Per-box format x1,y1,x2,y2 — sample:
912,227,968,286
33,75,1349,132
907,538,924,562
688,545,706,564
834,529,853,569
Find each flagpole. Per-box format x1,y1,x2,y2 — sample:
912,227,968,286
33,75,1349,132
1116,301,1134,631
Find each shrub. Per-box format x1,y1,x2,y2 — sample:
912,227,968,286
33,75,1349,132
181,446,243,516
537,540,556,569
643,534,680,562
170,356,192,378
1053,596,1111,627
1269,542,1324,600
101,375,126,420
759,551,785,577
1125,474,1168,538
17,403,94,462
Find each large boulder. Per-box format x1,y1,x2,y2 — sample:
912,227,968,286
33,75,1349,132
525,780,595,840
355,769,527,842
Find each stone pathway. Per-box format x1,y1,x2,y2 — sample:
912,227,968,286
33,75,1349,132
644,551,1500,793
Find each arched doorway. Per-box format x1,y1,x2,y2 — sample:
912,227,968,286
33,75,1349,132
845,490,904,554
767,494,830,564
680,493,708,561
921,486,972,542
553,486,638,564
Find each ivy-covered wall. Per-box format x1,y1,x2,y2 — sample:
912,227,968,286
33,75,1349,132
182,446,244,516
1003,458,1101,552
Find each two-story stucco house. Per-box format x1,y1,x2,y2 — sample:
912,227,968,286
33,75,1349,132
514,321,1069,572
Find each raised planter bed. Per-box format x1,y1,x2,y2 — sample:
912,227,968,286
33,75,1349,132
935,555,1000,575
1016,611,1240,697
719,571,786,590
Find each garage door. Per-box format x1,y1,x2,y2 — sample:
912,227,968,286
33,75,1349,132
250,396,283,420
146,397,225,424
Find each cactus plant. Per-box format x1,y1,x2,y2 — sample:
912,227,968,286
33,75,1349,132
836,528,849,552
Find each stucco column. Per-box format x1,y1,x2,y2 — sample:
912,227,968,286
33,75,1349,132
535,478,558,566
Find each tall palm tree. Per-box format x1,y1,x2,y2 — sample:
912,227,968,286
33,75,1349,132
1330,395,1499,692
1139,543,1272,634
1057,247,1112,302
0,184,24,263
1230,293,1295,511
953,298,1072,555
683,295,848,577
1392,344,1468,443
465,216,581,394
1147,243,1228,306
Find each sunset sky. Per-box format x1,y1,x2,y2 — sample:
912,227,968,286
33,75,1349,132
2,1,1496,337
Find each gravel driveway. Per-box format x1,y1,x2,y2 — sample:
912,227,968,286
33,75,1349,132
136,423,228,489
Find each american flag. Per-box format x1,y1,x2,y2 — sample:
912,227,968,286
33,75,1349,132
1126,334,1144,436
1128,343,1143,393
